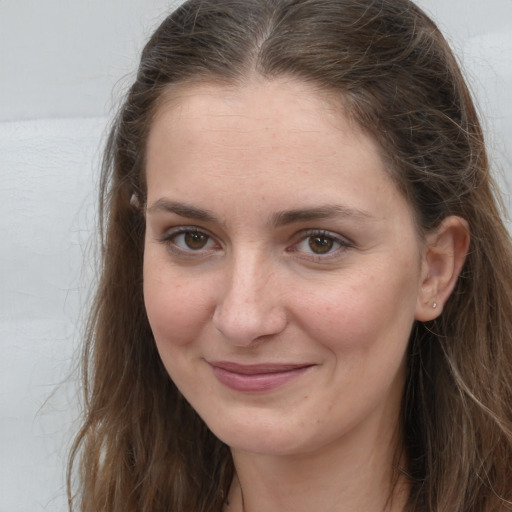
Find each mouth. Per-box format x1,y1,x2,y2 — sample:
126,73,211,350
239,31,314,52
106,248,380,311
207,361,315,392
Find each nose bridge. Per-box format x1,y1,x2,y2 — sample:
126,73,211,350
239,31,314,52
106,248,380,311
213,245,286,345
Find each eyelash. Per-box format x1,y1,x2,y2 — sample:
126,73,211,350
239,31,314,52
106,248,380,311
158,227,353,261
287,229,353,261
159,227,220,258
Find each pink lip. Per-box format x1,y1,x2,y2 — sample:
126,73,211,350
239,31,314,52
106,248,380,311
208,361,314,392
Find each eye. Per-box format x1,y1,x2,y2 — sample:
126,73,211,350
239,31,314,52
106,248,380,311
307,234,337,254
176,231,211,250
160,227,220,256
288,230,352,260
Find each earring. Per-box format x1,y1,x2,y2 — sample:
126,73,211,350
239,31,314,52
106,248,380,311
432,301,438,309
130,193,140,209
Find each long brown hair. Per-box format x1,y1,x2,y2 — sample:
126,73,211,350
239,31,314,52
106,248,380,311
68,1,512,511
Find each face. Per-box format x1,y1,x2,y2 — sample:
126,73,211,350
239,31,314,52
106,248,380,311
143,79,426,457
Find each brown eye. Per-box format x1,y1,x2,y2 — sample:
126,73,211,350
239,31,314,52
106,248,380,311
308,235,335,254
289,230,350,260
161,228,219,256
184,231,209,250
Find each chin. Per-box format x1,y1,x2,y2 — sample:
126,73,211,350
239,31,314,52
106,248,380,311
221,433,308,457
204,414,325,457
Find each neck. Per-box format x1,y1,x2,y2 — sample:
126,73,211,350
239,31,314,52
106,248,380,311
226,420,408,512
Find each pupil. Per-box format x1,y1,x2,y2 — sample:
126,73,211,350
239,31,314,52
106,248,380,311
185,232,208,249
309,235,333,254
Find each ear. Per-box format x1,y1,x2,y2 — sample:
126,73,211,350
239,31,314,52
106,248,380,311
415,216,470,321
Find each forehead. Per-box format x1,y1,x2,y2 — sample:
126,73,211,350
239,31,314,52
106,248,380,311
144,78,412,229
147,78,381,179
155,77,345,127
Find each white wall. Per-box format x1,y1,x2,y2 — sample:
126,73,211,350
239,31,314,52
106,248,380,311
1,1,511,511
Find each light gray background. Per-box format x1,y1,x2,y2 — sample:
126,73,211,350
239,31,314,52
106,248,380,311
1,1,511,511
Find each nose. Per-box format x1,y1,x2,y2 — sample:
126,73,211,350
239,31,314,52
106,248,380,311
212,251,287,346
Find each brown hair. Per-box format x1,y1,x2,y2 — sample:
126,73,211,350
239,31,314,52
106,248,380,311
68,1,512,511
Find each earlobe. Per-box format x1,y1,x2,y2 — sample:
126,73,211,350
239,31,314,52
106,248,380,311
415,216,470,322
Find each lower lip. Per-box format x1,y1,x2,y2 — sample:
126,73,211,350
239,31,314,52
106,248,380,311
210,365,312,392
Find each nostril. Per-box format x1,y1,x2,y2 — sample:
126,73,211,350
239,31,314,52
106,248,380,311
211,259,287,345
212,302,287,347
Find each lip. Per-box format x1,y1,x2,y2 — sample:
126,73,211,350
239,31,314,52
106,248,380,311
208,361,314,392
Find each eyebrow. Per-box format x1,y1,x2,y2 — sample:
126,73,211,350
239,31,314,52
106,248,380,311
146,199,372,226
271,205,373,227
146,199,219,223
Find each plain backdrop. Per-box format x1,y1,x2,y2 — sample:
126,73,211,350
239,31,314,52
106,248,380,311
1,1,511,511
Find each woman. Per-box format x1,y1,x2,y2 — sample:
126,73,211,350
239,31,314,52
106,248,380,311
68,0,512,511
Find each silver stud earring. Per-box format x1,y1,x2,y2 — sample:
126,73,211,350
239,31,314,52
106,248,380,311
433,301,438,309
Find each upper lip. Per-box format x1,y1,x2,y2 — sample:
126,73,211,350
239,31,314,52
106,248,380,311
208,361,314,375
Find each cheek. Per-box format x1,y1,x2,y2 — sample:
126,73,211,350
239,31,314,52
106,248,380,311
143,261,215,349
292,263,419,357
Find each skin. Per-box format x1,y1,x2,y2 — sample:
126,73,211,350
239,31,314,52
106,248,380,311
142,78,469,512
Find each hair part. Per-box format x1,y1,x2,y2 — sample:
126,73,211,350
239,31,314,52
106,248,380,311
69,1,512,511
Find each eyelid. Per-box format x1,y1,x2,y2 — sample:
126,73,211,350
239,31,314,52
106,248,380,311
158,225,222,256
156,225,354,262
286,229,354,260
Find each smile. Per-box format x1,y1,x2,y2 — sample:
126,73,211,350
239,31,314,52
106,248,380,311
208,361,314,392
